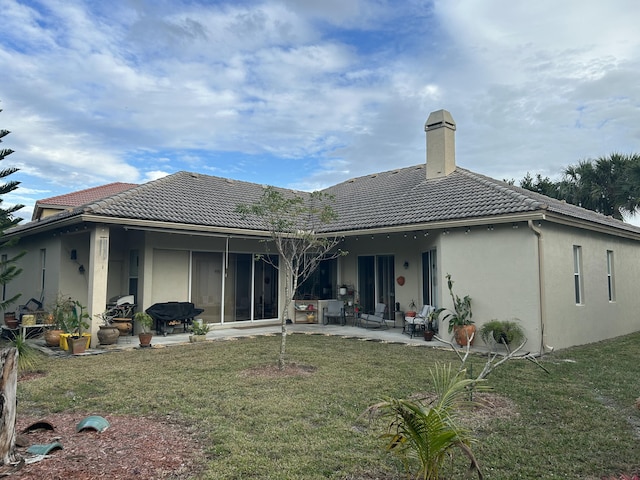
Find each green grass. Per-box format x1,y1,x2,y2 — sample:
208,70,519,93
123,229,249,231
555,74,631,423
15,332,640,479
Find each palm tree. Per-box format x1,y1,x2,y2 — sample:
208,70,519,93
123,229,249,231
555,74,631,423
373,363,486,480
556,153,640,221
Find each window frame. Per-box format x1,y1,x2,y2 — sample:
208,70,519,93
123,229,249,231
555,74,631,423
606,250,615,302
573,245,583,305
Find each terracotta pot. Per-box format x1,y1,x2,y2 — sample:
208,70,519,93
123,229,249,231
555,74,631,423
138,332,153,348
4,313,18,329
454,325,476,347
44,329,63,347
405,311,416,318
97,325,120,345
68,336,87,355
112,320,132,336
396,276,405,286
424,330,435,341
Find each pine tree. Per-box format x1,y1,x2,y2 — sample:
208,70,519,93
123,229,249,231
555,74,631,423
0,105,24,311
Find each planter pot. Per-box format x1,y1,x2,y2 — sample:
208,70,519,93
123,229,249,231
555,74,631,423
60,333,90,351
44,329,63,347
138,332,153,348
97,325,120,345
306,313,316,323
405,311,417,318
424,330,435,341
454,325,476,347
68,335,90,355
112,320,132,336
189,334,206,343
4,313,18,330
339,287,347,295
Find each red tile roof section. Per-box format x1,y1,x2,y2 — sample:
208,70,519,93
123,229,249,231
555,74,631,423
36,183,138,207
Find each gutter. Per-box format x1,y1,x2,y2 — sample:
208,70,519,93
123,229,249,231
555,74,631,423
528,220,554,355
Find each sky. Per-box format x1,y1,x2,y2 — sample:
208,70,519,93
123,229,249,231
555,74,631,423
1,0,639,222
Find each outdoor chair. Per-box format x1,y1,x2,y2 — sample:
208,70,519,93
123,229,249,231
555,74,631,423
404,304,434,338
359,303,389,329
322,300,346,325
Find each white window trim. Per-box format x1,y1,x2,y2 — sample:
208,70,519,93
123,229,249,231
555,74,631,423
607,250,615,302
573,245,583,305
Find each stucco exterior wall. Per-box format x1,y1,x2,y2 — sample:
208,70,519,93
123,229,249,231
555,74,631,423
541,223,640,350
4,233,64,312
437,224,541,351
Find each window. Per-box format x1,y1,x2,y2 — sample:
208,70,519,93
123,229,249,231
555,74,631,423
573,246,583,305
39,249,46,295
128,250,139,301
607,250,615,302
1,254,6,302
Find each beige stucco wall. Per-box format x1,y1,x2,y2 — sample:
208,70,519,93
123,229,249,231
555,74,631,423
541,223,640,350
3,232,82,313
339,225,542,351
438,224,541,351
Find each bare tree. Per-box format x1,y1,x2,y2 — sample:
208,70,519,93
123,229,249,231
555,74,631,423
237,187,346,370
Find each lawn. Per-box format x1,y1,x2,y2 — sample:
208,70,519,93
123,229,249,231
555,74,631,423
15,331,640,479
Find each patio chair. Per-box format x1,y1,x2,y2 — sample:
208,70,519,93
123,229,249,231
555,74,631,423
404,305,434,338
322,300,346,325
359,303,389,329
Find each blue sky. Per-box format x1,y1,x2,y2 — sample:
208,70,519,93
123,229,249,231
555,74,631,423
1,0,639,222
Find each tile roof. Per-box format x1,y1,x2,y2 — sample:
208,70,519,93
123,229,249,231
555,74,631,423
12,166,640,238
322,165,640,234
36,183,138,208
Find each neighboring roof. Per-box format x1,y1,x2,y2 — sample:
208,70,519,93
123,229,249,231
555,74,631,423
32,182,138,221
10,166,640,238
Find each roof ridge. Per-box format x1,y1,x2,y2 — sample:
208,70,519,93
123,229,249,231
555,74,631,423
329,164,425,189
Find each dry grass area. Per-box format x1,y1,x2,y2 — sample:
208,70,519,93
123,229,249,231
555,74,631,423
8,332,640,479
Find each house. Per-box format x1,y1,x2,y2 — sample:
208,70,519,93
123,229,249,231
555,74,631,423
4,109,640,353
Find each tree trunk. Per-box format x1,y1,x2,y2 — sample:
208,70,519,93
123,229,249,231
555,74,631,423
0,348,18,465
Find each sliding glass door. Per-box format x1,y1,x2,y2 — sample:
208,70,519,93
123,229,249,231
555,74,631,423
357,255,395,318
193,252,279,324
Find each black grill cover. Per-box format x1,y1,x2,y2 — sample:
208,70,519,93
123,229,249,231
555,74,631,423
145,302,204,321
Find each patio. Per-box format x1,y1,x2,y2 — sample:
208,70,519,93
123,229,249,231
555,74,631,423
31,322,452,354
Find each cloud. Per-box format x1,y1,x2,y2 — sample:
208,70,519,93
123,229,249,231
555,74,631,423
1,0,639,216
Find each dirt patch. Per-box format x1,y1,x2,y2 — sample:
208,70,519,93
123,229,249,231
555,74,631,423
240,363,317,378
2,413,205,479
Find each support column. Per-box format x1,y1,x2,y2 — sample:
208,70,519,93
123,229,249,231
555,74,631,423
87,226,110,347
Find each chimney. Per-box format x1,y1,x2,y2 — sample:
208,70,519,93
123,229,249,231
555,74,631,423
425,109,456,179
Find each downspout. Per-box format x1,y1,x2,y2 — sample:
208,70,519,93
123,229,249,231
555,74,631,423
528,220,554,355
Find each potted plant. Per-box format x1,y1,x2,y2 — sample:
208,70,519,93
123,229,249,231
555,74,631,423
3,309,18,329
42,296,71,347
479,319,525,348
436,274,475,346
424,309,438,341
405,299,417,318
66,300,91,355
95,311,120,346
134,311,154,347
189,320,210,343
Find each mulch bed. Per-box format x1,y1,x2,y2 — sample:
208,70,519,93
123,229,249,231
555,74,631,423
3,413,205,479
